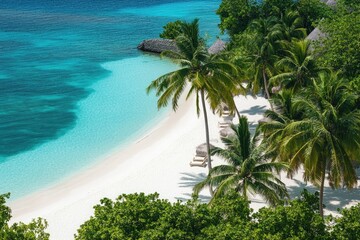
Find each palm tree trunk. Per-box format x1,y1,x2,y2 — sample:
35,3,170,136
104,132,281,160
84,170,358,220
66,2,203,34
200,89,212,171
234,101,241,120
262,67,273,110
200,89,214,196
319,167,326,218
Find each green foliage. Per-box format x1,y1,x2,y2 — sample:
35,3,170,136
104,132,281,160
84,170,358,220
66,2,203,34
147,19,240,171
217,0,332,37
77,191,345,240
296,0,333,32
260,72,360,216
261,0,293,18
0,193,49,240
194,116,289,205
331,203,360,240
159,20,184,39
317,3,360,79
210,191,252,222
270,40,320,91
76,192,251,240
0,193,11,231
254,190,329,240
76,193,171,239
216,0,260,36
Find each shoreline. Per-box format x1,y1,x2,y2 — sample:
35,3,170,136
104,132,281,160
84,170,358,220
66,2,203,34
10,94,360,240
10,92,216,239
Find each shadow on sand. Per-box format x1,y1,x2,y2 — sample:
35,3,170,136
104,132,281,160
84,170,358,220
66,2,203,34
287,178,360,214
176,172,210,202
240,105,267,115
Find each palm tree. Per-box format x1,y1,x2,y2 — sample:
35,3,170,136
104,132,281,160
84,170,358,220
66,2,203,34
270,40,321,92
279,10,306,41
202,51,246,119
147,19,239,172
262,72,360,217
194,116,289,205
260,89,301,160
247,17,283,107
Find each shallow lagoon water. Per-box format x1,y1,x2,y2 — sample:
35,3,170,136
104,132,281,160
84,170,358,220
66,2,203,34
0,0,221,199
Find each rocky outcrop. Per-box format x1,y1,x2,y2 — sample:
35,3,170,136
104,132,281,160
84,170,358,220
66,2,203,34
137,39,178,53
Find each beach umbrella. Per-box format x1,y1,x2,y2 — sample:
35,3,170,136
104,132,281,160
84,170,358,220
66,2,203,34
219,126,236,138
196,143,215,157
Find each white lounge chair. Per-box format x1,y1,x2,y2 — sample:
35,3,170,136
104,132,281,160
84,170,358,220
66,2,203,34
218,120,232,128
190,155,207,167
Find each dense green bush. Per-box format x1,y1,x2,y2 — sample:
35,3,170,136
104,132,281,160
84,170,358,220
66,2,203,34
317,0,360,79
76,191,343,240
75,192,253,240
216,0,260,36
0,193,49,240
296,0,333,32
254,190,329,240
330,204,360,240
159,20,184,39
216,0,332,37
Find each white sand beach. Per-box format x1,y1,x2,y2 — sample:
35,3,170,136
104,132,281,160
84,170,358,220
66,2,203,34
10,94,360,240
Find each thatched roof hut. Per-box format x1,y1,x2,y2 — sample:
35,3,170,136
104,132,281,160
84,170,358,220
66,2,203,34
137,39,178,53
208,39,226,54
326,0,336,6
306,27,326,41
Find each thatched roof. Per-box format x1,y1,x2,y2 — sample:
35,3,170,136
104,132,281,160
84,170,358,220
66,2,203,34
306,27,326,41
208,39,226,54
326,0,336,6
196,143,215,157
137,39,178,53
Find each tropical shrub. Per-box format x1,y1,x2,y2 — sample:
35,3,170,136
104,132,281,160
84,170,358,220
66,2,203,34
330,203,360,240
317,1,360,79
159,20,184,39
76,191,336,240
216,0,260,36
0,193,49,240
254,189,329,240
75,192,252,240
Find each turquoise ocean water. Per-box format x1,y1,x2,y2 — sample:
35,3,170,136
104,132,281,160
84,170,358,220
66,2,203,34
0,0,221,199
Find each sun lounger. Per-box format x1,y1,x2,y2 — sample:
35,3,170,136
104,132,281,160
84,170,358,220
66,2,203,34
218,121,232,128
222,110,231,116
190,155,207,167
190,161,207,167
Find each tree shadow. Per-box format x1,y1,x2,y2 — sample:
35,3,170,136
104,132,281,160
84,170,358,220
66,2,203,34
175,193,211,203
178,172,207,188
176,172,210,203
286,178,360,213
240,105,267,115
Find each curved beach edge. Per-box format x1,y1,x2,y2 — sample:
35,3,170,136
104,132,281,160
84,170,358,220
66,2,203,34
10,94,360,240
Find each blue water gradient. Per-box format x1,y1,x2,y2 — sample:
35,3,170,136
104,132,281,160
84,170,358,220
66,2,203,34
0,0,221,198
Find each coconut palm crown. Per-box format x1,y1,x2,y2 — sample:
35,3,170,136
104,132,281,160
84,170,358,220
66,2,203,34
194,116,289,205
